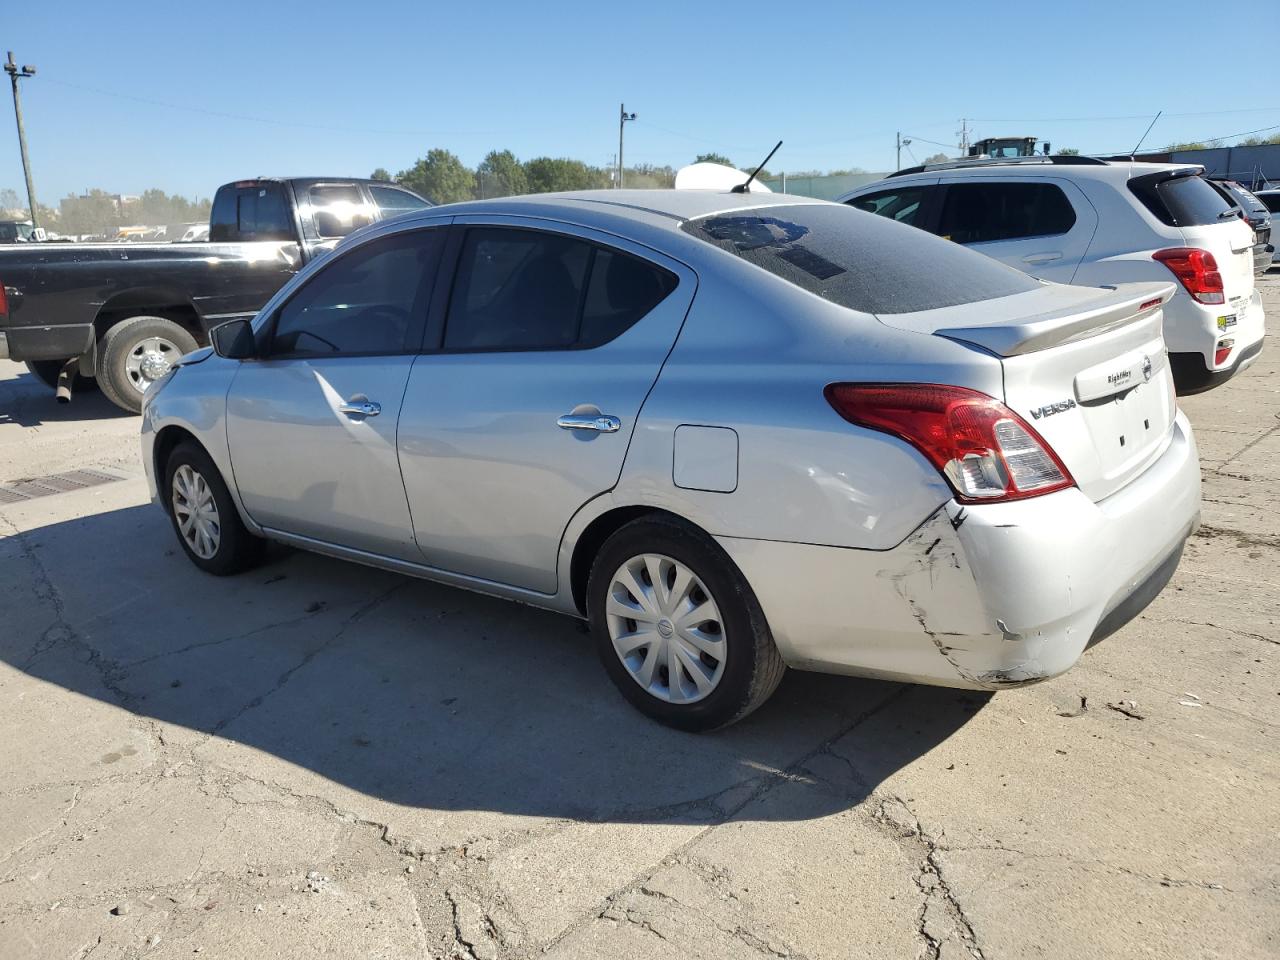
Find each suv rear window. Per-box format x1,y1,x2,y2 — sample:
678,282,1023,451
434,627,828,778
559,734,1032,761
680,203,1039,315
1261,193,1280,215
1129,172,1234,227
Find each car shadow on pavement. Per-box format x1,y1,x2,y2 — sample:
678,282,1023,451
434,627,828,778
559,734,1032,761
2,502,989,825
0,371,134,427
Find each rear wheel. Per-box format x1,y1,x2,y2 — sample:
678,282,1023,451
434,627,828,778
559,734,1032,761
587,516,786,731
96,316,198,413
163,442,264,575
24,359,98,393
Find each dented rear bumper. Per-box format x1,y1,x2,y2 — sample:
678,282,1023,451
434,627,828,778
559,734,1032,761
717,411,1200,690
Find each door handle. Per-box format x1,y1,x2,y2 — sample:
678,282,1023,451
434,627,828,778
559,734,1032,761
557,413,621,433
338,399,381,417
1021,252,1063,264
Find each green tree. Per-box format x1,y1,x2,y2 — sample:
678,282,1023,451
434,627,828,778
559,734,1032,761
370,167,392,182
922,153,950,165
57,189,125,236
396,149,476,204
695,152,734,166
1057,147,1080,156
523,157,606,193
1165,141,1209,152
476,150,528,198
0,187,21,212
1237,133,1280,146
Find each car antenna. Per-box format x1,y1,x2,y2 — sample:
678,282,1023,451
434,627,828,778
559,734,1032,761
732,140,782,193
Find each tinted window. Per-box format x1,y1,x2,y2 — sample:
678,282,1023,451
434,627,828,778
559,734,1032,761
370,185,432,218
1129,172,1234,227
936,182,1076,244
580,248,679,348
444,228,675,351
1260,194,1280,215
270,230,442,356
210,184,292,242
311,184,375,238
846,187,927,227
681,203,1040,315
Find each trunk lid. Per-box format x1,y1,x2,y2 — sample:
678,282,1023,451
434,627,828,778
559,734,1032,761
1180,215,1256,316
878,281,1178,502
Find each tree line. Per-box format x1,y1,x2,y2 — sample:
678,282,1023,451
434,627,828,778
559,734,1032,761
0,186,211,237
373,149,868,204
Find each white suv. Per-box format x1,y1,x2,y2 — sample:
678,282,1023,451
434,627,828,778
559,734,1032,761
839,158,1265,393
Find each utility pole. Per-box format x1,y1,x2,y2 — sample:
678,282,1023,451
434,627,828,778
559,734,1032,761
5,52,38,228
958,118,969,155
895,132,912,169
617,103,635,189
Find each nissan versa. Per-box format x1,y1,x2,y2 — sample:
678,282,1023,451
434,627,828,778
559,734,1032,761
141,190,1202,731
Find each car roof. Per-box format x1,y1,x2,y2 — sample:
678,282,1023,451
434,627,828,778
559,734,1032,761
431,189,827,223
880,159,1200,184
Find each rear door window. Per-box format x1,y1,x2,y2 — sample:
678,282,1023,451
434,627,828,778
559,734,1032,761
845,187,929,227
936,182,1076,244
310,184,375,238
443,227,676,351
1260,194,1280,215
681,203,1039,314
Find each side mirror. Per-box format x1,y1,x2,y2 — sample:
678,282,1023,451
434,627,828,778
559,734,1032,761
210,318,257,359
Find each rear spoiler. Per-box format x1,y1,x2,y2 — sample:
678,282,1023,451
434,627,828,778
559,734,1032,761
937,282,1176,357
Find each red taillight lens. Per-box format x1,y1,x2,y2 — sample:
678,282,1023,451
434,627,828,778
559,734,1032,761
1214,340,1234,366
1153,247,1224,305
825,383,1075,503
0,283,7,318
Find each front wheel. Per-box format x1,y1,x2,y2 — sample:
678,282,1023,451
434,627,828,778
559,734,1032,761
587,516,786,731
164,442,264,575
96,316,199,413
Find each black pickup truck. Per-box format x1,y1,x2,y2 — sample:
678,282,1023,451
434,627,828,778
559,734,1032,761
0,176,431,411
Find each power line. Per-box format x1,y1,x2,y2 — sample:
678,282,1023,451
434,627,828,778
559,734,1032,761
41,77,529,138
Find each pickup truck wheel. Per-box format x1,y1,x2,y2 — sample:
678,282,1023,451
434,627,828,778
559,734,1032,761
24,360,98,393
164,442,264,575
96,316,198,414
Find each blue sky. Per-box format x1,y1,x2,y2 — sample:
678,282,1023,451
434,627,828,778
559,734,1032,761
3,0,1277,202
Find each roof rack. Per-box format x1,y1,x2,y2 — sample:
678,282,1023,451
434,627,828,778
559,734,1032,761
886,154,1111,179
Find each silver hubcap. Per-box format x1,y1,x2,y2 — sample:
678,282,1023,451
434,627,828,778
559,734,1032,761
605,553,726,704
124,336,179,394
172,464,220,560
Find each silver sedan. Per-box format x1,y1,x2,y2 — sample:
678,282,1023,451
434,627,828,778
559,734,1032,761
141,190,1201,730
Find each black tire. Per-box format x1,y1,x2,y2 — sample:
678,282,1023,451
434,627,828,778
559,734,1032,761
24,359,98,393
587,515,786,731
96,315,199,414
163,441,264,576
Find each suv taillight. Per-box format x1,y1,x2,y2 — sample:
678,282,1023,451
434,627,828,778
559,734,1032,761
0,282,7,318
1153,247,1224,305
825,383,1075,503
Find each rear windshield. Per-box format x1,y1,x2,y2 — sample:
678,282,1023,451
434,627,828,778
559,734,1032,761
1129,171,1234,227
680,203,1040,314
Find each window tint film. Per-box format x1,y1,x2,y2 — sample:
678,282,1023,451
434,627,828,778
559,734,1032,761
846,187,927,227
1260,194,1280,215
681,203,1039,315
370,185,432,218
580,248,679,348
270,230,442,356
1129,172,1235,227
311,184,375,238
936,182,1076,244
445,228,675,351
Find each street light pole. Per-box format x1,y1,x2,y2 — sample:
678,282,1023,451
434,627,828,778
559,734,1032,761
617,103,635,189
5,52,38,228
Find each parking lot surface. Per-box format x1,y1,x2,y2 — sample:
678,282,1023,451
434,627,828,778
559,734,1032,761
1,279,1277,959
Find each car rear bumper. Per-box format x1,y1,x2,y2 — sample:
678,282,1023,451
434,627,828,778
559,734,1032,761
0,322,95,361
1166,289,1265,393
718,411,1200,690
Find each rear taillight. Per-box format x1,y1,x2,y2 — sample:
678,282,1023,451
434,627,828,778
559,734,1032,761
1215,340,1234,366
824,383,1075,503
0,283,7,318
1153,248,1224,305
